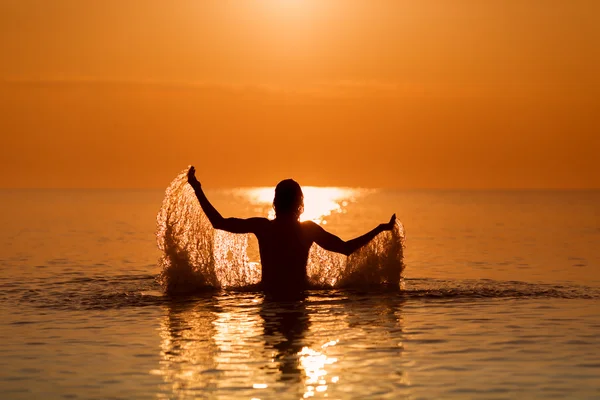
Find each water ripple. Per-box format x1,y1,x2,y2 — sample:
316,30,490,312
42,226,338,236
4,274,599,312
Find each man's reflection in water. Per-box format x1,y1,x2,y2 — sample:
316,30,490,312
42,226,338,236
260,297,310,382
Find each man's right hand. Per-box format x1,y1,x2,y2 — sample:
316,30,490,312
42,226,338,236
188,166,200,188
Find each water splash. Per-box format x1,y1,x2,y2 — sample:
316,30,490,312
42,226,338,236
157,168,405,295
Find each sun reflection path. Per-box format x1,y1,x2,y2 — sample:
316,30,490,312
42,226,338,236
299,340,339,398
245,186,367,224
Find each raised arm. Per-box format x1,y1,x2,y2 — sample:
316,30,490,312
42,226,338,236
310,214,396,256
187,166,266,234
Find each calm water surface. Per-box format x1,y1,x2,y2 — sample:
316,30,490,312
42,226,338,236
1,189,599,399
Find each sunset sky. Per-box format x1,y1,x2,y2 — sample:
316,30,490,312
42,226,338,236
1,0,598,189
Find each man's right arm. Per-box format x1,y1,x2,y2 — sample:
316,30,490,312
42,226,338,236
188,166,267,234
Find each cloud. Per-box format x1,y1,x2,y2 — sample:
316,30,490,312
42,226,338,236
0,76,556,100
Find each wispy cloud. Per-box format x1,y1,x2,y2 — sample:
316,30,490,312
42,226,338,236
1,76,594,101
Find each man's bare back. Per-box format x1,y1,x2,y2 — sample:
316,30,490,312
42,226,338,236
187,167,395,295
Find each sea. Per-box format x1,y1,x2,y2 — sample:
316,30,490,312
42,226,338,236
1,174,599,399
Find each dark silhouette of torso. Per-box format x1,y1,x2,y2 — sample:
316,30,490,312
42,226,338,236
255,218,313,294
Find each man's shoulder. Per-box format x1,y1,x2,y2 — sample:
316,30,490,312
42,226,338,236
238,217,270,233
300,220,318,227
247,217,270,227
301,220,322,233
247,217,270,222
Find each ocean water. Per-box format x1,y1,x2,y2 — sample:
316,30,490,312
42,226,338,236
1,184,599,399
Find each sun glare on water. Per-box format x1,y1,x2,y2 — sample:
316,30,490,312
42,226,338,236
245,187,363,224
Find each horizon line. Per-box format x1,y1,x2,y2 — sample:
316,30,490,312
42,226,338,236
1,186,598,192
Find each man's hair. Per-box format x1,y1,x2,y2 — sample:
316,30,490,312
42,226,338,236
273,179,304,218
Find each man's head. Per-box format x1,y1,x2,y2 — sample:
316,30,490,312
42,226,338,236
273,179,304,219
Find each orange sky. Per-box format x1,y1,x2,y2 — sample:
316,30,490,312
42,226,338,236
1,0,598,189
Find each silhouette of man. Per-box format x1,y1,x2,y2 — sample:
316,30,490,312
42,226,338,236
188,166,395,297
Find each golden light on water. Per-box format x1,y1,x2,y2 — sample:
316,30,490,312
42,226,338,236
298,340,339,398
245,186,364,224
155,299,347,398
154,292,406,398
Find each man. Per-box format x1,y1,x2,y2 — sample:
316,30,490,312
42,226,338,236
187,166,396,297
